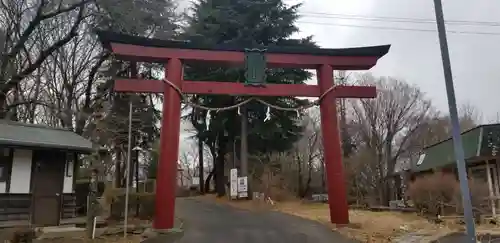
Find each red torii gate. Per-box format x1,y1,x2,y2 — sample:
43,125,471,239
97,31,390,230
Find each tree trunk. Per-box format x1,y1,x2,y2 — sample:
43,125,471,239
28,70,43,123
135,149,140,216
204,168,215,193
115,151,122,188
0,92,6,119
394,175,402,200
10,84,19,121
215,134,227,197
75,53,110,135
198,136,204,194
320,159,326,193
301,160,313,198
214,152,226,197
297,153,303,197
301,175,312,198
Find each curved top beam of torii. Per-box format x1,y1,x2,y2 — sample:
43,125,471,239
97,31,390,70
96,31,390,98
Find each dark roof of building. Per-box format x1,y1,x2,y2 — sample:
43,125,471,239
96,31,391,58
0,120,94,153
412,123,500,172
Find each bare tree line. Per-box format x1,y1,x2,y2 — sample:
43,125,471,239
0,1,487,203
243,72,483,205
0,0,179,185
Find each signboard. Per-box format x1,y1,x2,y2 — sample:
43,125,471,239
237,176,248,198
311,194,328,202
192,177,200,186
230,169,238,198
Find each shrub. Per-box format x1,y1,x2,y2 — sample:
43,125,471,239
452,178,490,215
407,172,459,216
408,172,492,217
108,192,156,220
255,166,295,201
74,180,105,216
137,193,155,219
2,227,37,243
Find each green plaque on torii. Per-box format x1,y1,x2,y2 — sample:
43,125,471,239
244,48,267,86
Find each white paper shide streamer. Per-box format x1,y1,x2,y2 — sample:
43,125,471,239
205,111,212,130
264,106,271,122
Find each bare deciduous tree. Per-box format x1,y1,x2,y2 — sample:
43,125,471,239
349,74,433,205
292,108,322,197
0,0,90,118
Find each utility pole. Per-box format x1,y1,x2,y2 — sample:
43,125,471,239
198,135,204,194
433,1,476,242
337,71,347,133
124,100,133,239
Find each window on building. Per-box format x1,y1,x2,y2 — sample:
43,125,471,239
65,152,75,177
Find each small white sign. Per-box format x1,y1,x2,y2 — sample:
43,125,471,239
237,176,248,198
192,177,200,186
416,153,426,166
230,169,238,198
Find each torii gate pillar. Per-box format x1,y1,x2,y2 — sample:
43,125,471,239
154,58,183,229
317,64,349,225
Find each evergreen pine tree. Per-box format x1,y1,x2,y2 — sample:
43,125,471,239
183,0,318,195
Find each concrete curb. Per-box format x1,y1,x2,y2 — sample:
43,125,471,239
140,218,185,243
420,230,457,243
392,229,455,243
396,229,500,243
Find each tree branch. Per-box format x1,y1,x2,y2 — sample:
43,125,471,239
3,4,86,94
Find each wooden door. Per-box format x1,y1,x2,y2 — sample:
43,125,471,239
31,150,65,226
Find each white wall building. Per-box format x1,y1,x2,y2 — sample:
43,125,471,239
0,120,94,226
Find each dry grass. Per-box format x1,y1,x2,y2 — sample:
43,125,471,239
198,195,500,242
276,201,450,243
278,204,500,242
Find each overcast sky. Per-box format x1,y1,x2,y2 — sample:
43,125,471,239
289,0,500,121
177,0,500,154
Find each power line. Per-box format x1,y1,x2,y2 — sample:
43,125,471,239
300,11,500,27
300,14,500,27
296,21,500,36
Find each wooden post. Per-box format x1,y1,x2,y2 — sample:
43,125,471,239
486,160,496,217
86,168,99,238
198,137,204,194
496,159,500,195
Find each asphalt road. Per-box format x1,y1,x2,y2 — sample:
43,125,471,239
175,197,357,243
